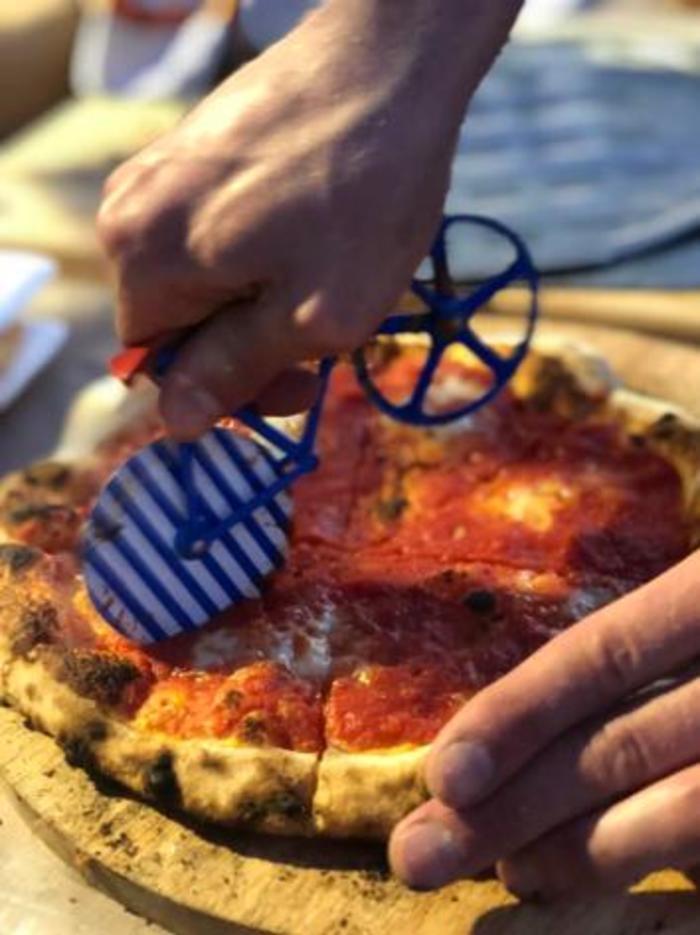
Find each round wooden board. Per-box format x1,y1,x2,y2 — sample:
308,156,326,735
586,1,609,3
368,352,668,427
2,321,700,935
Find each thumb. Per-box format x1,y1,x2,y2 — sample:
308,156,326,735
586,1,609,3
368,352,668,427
159,298,297,440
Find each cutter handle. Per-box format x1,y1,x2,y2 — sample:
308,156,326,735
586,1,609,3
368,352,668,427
109,337,336,472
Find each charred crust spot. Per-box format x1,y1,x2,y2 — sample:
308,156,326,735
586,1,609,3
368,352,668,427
22,461,71,490
25,683,37,701
238,790,307,825
198,753,227,773
56,651,141,708
654,413,679,436
0,543,40,574
85,719,109,742
650,412,700,449
239,713,268,744
648,414,700,460
374,495,408,523
11,601,59,656
144,752,181,806
463,589,497,615
223,689,243,710
6,502,76,526
61,734,98,772
59,721,107,772
526,357,599,419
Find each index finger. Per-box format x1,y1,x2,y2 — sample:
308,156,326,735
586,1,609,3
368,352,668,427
425,549,700,810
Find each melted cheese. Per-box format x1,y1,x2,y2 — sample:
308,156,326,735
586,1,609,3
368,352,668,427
479,475,577,532
191,628,241,669
292,599,337,682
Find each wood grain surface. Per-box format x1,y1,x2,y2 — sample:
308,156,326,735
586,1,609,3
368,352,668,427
1,704,698,935
492,289,700,343
1,317,700,934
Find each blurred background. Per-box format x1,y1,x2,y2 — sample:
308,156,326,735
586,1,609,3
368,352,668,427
0,0,698,466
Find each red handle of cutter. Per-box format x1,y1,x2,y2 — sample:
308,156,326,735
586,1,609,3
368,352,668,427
110,345,155,384
109,328,192,385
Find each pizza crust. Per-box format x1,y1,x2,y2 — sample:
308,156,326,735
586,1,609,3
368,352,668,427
314,747,428,840
1,647,319,836
0,555,318,836
609,387,700,544
54,375,158,461
0,339,698,839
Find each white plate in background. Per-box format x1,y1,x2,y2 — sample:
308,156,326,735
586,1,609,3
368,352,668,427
0,252,57,332
0,250,67,412
0,320,69,413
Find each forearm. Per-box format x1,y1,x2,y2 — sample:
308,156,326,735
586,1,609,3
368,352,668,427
303,0,524,118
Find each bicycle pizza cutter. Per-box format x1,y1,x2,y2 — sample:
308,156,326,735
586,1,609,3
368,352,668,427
82,214,538,644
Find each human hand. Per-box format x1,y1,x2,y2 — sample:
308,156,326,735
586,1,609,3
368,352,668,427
389,550,700,899
97,0,521,438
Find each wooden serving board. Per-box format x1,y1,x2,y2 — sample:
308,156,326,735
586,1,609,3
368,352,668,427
1,320,700,934
491,288,700,344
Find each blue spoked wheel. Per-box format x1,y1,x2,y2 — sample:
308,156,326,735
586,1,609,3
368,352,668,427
353,214,539,427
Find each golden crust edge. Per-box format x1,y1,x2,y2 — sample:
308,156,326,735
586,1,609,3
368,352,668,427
0,640,319,836
0,631,432,840
608,386,700,538
314,746,429,840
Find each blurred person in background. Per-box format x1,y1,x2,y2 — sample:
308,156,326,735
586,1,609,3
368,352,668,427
96,0,700,898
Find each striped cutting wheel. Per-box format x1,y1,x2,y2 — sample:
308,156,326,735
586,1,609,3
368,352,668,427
82,428,292,644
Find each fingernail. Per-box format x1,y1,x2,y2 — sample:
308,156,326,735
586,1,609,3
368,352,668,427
427,740,494,808
162,374,222,438
392,821,465,890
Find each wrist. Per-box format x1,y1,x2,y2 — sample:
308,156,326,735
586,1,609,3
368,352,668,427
307,0,522,116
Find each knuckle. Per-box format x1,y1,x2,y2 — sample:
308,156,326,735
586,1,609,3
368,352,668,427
672,769,700,816
102,161,131,199
586,720,652,789
96,199,130,256
587,629,640,696
97,155,179,259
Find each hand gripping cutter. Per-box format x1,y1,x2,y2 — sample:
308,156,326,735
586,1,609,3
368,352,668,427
82,215,538,643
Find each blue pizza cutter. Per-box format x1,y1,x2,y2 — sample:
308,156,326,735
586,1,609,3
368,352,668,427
82,214,538,644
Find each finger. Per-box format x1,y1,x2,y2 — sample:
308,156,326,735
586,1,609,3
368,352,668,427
159,298,297,439
498,762,700,900
254,367,320,415
98,155,263,346
390,670,700,889
98,167,211,344
424,551,700,811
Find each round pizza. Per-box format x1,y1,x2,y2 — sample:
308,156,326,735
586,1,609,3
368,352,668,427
0,338,698,839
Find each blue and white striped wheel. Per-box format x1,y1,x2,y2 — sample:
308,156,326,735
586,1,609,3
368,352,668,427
82,428,292,644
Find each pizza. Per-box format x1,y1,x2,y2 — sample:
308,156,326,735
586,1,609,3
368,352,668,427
0,338,698,839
